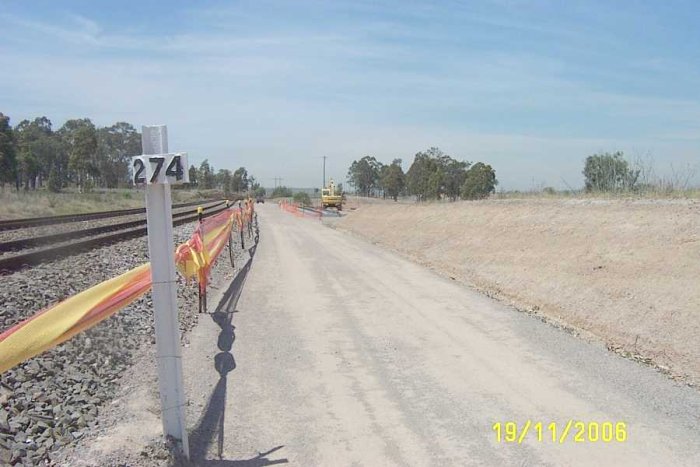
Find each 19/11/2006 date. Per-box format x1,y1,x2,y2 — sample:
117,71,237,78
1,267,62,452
493,421,627,444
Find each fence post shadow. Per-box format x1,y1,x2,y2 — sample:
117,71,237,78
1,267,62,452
186,242,286,466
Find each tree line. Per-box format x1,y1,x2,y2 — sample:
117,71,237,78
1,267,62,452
0,112,142,192
0,111,262,197
189,161,264,197
346,147,497,201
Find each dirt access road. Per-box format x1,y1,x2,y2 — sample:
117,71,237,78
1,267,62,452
183,203,700,466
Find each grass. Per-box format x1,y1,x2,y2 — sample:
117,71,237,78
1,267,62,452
494,187,700,200
0,187,210,220
348,186,700,207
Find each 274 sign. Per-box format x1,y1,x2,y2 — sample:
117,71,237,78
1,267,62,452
131,153,189,185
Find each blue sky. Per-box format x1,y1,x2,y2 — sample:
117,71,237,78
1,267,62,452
1,0,698,189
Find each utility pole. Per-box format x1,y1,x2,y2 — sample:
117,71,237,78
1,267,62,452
322,156,327,189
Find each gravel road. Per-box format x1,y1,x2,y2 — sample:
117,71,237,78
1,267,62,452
183,203,700,466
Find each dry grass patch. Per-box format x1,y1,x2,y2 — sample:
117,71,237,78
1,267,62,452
0,188,207,219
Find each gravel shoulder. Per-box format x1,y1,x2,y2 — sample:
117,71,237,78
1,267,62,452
52,223,255,466
0,216,248,465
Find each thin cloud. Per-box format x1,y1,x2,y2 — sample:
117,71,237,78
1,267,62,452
0,12,99,46
1,1,698,190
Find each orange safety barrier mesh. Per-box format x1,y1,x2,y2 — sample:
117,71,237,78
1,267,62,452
175,207,238,292
0,264,152,373
279,199,321,219
0,205,244,374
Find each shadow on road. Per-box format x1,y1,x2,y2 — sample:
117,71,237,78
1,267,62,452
193,446,288,466
187,242,287,466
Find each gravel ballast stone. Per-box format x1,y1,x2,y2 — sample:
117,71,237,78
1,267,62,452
0,217,256,465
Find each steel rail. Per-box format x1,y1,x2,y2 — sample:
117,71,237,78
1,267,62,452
0,201,225,253
0,205,230,274
0,198,218,232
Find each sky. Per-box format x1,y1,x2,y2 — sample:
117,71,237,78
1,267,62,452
1,0,699,190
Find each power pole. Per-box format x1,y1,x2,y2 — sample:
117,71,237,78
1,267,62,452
322,156,327,188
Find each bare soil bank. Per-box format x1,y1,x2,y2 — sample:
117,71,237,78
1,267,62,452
336,198,700,386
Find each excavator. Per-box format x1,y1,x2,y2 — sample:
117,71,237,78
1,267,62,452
321,178,343,210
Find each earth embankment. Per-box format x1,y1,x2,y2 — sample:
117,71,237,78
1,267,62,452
335,198,700,385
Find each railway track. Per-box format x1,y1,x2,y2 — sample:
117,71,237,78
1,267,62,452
0,198,212,232
0,201,229,274
0,200,225,253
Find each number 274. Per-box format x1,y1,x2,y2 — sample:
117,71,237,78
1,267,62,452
133,155,185,184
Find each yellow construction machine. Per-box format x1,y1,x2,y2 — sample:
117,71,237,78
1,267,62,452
321,178,343,210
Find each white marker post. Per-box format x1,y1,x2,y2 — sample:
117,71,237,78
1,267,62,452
133,125,190,458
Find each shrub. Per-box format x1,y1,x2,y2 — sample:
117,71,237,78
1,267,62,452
293,191,311,206
47,167,62,193
583,152,639,192
461,162,497,200
271,186,293,198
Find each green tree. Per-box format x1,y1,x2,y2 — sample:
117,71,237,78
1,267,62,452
14,117,64,191
0,113,17,189
426,166,444,199
249,176,260,193
347,155,382,196
461,162,497,200
254,186,266,197
441,157,470,201
231,167,249,192
59,119,98,192
96,122,141,188
47,166,61,193
14,119,39,190
216,169,233,194
188,165,198,186
28,117,68,191
406,148,441,200
583,151,639,192
293,191,311,206
380,159,406,201
198,159,215,189
407,150,433,200
406,147,469,201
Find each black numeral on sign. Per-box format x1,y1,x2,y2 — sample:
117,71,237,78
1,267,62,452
133,159,146,184
166,155,184,181
149,157,165,183
134,154,186,184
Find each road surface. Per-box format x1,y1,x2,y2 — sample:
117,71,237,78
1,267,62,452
182,204,700,466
